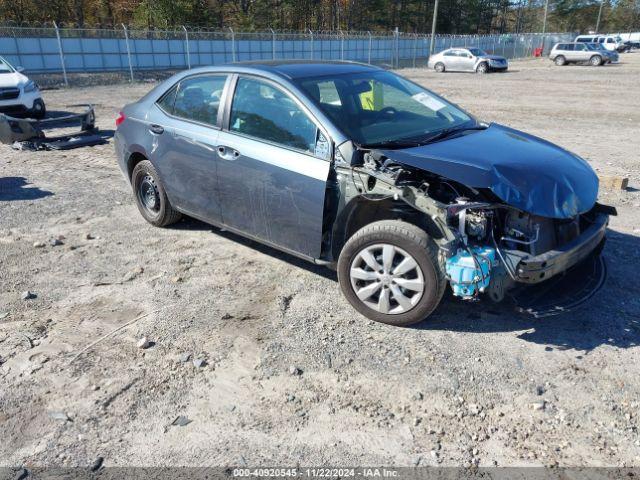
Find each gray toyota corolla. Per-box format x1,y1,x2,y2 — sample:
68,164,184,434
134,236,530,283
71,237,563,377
115,60,614,326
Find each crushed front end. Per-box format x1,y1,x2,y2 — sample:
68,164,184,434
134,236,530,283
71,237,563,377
341,145,616,309
441,199,614,303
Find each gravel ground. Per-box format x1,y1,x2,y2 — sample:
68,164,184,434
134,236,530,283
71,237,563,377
1,54,640,469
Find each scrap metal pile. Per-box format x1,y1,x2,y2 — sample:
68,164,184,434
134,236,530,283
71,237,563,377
0,105,107,151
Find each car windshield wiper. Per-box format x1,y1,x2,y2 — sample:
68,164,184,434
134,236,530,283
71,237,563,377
359,138,428,149
360,123,488,150
419,124,488,145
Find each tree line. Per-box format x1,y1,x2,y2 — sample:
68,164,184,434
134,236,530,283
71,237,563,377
1,0,638,34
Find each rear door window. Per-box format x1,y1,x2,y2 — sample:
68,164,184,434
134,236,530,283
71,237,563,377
172,75,227,127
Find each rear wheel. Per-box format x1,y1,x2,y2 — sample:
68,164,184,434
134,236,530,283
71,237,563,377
337,220,445,326
434,62,445,73
554,55,566,66
476,62,489,74
590,55,603,66
131,160,182,227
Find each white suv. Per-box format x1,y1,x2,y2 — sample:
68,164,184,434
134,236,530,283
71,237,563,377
575,35,626,52
0,56,46,119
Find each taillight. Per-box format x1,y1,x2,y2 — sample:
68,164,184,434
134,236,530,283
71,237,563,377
115,111,126,127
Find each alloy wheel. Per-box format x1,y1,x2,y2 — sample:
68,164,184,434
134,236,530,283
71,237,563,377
349,243,425,315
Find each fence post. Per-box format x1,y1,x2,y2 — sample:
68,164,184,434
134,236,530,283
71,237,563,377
367,31,372,64
122,24,134,82
182,26,191,69
229,27,236,62
393,28,399,68
308,29,313,60
53,21,68,87
412,33,417,67
270,28,276,59
339,30,344,60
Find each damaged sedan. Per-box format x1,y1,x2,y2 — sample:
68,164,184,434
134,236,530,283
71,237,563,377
115,61,614,326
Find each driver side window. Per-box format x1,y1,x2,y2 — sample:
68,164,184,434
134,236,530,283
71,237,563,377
230,77,318,155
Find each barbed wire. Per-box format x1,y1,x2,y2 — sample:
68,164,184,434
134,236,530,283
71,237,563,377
0,20,571,39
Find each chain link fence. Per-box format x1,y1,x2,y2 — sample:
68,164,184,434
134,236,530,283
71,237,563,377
0,23,575,86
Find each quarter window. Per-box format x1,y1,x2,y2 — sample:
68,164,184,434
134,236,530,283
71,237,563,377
173,75,227,127
230,77,318,154
157,86,177,114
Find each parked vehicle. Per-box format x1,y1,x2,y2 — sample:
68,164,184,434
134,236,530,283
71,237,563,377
427,48,508,73
550,42,613,66
586,43,619,62
575,35,627,52
0,56,45,118
115,61,613,326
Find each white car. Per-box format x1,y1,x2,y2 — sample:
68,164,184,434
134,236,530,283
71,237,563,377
0,56,46,118
427,48,509,73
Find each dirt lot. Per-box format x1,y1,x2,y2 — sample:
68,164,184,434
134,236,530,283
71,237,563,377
1,54,640,469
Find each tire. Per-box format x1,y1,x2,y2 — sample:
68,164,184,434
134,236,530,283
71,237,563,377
131,160,182,227
476,62,489,74
337,220,446,326
590,55,602,66
30,99,46,119
434,62,445,73
554,55,566,66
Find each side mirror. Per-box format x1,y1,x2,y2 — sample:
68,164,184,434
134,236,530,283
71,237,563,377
15,66,25,73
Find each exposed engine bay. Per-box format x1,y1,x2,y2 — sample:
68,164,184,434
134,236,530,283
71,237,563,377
337,148,615,304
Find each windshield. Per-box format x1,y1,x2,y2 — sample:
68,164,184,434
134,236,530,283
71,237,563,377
296,70,473,147
467,48,487,57
0,57,14,74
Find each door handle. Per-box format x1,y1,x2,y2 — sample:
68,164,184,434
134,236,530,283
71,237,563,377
217,145,240,160
149,124,164,135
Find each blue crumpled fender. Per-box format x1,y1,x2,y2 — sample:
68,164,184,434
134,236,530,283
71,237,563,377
382,123,598,219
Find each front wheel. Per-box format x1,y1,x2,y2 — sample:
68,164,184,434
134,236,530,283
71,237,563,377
434,62,445,73
337,220,445,326
476,62,489,74
554,55,566,66
30,99,46,119
590,55,603,66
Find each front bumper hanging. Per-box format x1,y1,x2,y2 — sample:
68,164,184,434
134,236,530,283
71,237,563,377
514,211,609,284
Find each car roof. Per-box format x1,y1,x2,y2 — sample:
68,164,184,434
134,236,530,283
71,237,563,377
229,60,382,79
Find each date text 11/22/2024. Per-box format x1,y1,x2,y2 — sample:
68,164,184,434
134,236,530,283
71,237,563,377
233,468,401,477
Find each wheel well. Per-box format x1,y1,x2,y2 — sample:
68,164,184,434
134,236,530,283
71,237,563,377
330,197,443,261
127,152,147,180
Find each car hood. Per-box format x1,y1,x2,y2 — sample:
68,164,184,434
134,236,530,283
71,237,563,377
0,71,26,88
382,123,598,219
480,55,507,61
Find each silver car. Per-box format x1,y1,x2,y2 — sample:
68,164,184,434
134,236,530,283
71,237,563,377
427,47,508,73
550,42,614,66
